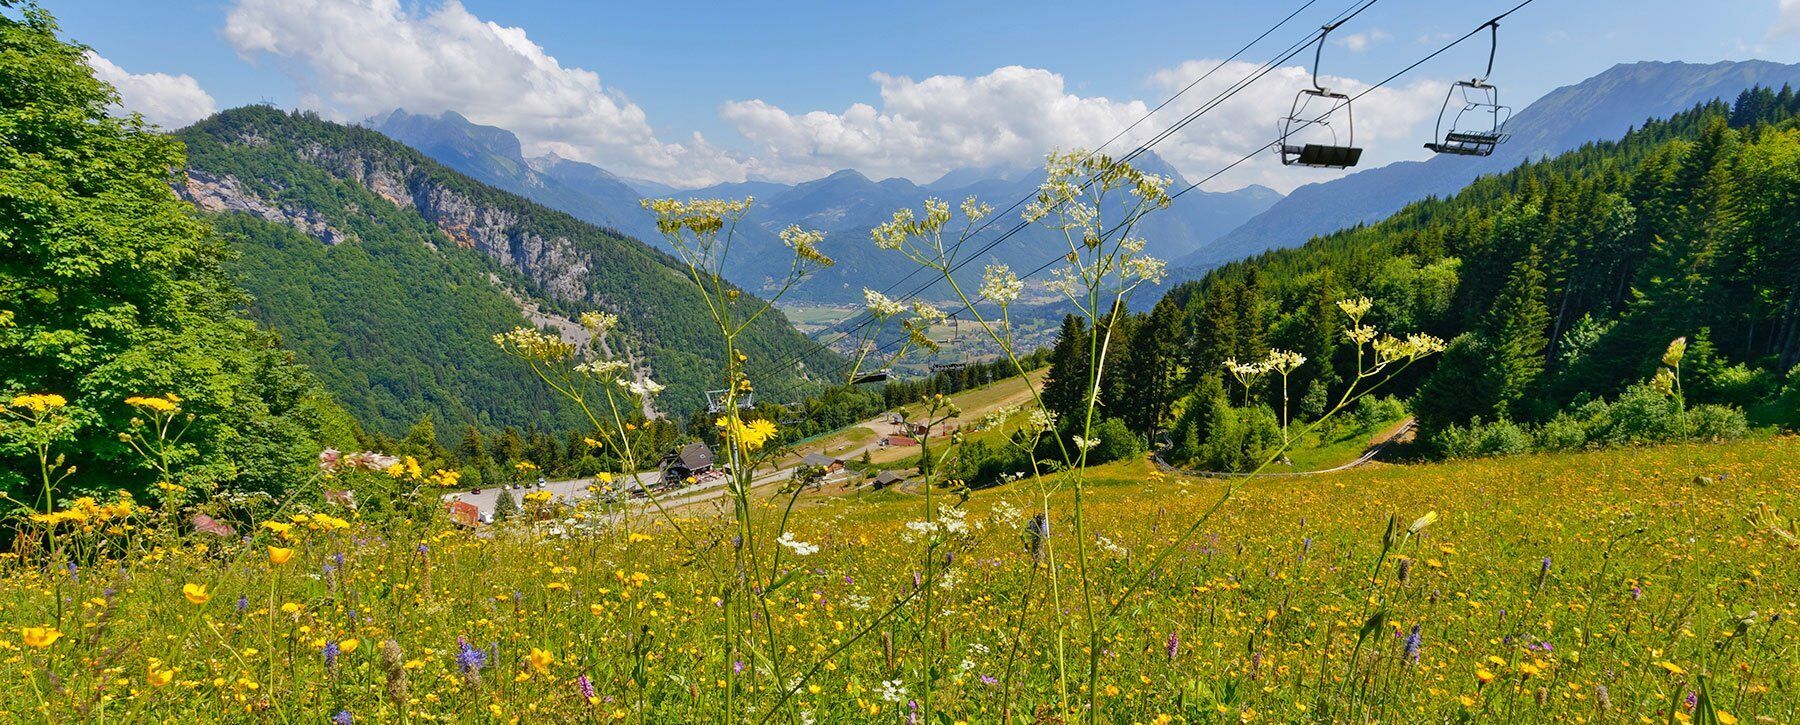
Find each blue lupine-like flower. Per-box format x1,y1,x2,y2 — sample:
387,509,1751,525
1403,625,1422,663
456,637,486,673
323,640,341,667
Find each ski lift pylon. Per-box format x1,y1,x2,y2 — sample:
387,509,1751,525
1277,23,1363,169
1424,21,1511,157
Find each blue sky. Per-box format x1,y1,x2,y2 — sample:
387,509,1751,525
52,0,1800,190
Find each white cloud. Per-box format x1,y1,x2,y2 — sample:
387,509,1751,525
1141,60,1447,191
1775,0,1800,38
222,0,744,187
84,51,217,129
722,66,1152,183
1335,29,1390,53
724,60,1446,193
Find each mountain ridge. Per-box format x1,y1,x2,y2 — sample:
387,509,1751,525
367,110,1283,303
181,106,836,433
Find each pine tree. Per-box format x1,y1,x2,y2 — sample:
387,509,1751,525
456,425,488,467
1040,314,1090,423
492,488,517,522
1483,244,1551,420
1117,298,1185,439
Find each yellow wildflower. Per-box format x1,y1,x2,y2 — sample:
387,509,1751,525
182,582,210,605
21,626,62,648
268,546,294,565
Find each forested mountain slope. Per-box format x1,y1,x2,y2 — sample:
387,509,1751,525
1181,60,1800,269
1158,88,1800,448
176,107,838,436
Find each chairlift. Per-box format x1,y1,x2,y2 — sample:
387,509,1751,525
1277,23,1363,169
704,388,754,415
1424,21,1511,157
931,314,970,373
848,368,890,385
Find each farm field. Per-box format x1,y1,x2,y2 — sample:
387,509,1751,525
3,436,1792,722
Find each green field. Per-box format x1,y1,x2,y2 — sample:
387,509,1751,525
5,436,1793,722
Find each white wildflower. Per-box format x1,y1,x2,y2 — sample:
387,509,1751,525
776,531,819,557
980,263,1024,305
863,289,905,319
1072,435,1100,452
878,679,908,703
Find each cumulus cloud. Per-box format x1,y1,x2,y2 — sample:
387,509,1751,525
1334,29,1391,53
84,51,217,129
725,60,1445,192
1775,0,1800,38
222,0,744,187
723,66,1152,183
1141,60,1446,190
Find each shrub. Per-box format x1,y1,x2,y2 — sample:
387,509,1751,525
1352,395,1407,431
1686,404,1750,442
1194,403,1281,473
1087,417,1146,464
1434,418,1533,459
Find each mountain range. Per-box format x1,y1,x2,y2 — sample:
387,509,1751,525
177,106,836,435
370,111,1283,303
1175,59,1800,269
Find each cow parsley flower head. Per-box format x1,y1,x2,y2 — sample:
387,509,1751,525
778,225,834,267
578,311,618,334
1337,296,1373,321
1265,349,1307,374
577,359,630,380
960,196,992,222
619,377,665,399
871,208,914,250
863,289,905,319
911,301,946,326
980,264,1023,305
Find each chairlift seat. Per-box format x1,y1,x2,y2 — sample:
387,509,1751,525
1425,130,1509,156
1283,143,1362,169
849,369,890,385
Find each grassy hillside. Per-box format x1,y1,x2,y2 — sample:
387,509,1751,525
5,436,1792,720
176,107,841,436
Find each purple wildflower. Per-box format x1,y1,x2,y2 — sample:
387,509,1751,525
979,675,998,686
237,594,249,613
1685,691,1698,710
323,640,341,667
1403,625,1422,663
1166,631,1180,661
577,673,596,704
456,638,486,674
332,710,352,725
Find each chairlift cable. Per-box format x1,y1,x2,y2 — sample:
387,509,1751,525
739,0,1372,390
753,0,1543,405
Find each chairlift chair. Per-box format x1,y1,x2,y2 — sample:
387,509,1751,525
703,388,754,415
1277,24,1363,169
1424,22,1511,157
930,314,970,373
848,368,890,385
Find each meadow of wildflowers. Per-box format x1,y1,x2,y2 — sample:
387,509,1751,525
0,432,1793,722
2,150,1793,724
